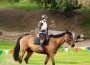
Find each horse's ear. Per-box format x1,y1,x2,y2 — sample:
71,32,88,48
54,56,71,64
66,30,69,33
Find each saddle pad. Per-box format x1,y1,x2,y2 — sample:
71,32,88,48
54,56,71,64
34,37,40,45
34,36,50,45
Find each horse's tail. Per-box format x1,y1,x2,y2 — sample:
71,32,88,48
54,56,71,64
13,36,22,61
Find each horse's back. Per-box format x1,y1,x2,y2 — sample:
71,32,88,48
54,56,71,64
20,34,35,47
19,34,57,54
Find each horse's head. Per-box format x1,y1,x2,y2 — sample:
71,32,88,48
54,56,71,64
64,30,75,48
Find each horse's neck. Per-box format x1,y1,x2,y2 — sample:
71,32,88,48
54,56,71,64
56,36,65,47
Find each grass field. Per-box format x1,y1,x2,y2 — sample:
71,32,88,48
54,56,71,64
0,42,90,65
0,1,40,11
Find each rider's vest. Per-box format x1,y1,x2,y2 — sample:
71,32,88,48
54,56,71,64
38,20,47,34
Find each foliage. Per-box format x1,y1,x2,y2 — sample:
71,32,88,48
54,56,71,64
0,1,40,11
13,0,20,2
79,15,90,36
29,0,81,10
80,8,90,13
83,32,90,36
80,16,90,32
0,0,20,3
63,0,82,17
29,0,82,17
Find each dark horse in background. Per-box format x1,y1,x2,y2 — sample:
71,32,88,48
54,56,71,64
13,30,75,65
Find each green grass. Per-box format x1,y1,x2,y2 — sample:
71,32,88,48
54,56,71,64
0,1,40,11
0,49,90,65
80,8,90,13
0,43,90,65
0,40,15,49
83,32,90,37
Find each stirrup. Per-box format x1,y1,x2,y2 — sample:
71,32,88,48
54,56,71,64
39,46,43,51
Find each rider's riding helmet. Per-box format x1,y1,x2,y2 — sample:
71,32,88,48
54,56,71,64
41,14,48,19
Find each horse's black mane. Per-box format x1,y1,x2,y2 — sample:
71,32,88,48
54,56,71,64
50,31,72,38
50,32,66,38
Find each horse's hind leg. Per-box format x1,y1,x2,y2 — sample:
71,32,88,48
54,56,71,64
19,49,26,63
24,49,33,64
44,54,50,65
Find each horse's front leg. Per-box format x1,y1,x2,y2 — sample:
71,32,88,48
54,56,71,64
49,53,55,65
44,54,50,65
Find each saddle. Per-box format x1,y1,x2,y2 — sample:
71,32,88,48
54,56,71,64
34,35,50,45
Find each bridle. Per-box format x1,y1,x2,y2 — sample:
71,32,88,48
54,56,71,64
58,33,74,51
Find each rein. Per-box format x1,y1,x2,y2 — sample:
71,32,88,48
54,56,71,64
58,44,69,52
65,44,69,48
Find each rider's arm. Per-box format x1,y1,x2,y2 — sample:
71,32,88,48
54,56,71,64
46,28,48,35
38,22,43,30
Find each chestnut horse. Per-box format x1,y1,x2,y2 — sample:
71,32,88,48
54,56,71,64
13,30,75,65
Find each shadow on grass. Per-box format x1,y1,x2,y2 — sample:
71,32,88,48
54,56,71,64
27,60,79,65
28,60,44,65
56,61,79,64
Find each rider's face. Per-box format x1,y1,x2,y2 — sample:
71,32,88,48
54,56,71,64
45,17,48,21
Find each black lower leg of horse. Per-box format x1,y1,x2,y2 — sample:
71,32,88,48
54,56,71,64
24,51,33,64
44,55,50,65
52,62,55,65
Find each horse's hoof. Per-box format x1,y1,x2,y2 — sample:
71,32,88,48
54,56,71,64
19,60,22,64
24,58,28,64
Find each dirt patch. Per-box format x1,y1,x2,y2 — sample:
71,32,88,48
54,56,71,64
75,39,90,47
0,8,88,33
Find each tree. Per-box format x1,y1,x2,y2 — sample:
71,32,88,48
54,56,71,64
14,0,20,2
63,0,82,17
0,0,20,3
30,0,82,17
29,0,57,9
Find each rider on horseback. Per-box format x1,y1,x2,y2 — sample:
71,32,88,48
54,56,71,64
38,14,48,51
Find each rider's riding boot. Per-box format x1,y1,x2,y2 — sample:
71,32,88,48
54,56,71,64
39,40,44,51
